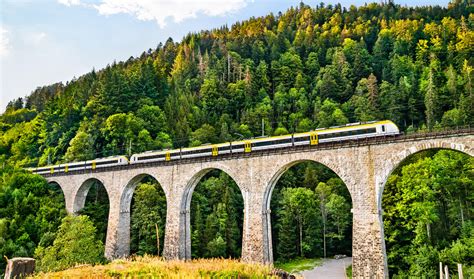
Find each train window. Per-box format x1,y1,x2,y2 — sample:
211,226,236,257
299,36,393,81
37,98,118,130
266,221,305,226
381,125,385,132
95,160,118,167
138,154,166,161
294,136,310,142
320,132,336,139
254,140,273,147
219,146,231,151
272,138,291,145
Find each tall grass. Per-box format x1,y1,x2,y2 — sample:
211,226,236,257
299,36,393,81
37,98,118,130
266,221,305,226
274,258,321,273
31,255,277,278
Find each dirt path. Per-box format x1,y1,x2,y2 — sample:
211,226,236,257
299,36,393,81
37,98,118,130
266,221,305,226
300,257,352,279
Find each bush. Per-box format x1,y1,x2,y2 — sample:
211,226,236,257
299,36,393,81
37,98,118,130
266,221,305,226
206,235,226,258
35,215,105,272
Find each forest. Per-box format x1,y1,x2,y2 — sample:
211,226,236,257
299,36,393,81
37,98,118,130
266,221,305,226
0,0,473,277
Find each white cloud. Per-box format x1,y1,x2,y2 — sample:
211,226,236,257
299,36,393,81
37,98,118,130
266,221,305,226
30,32,47,45
0,27,11,57
19,31,47,46
57,0,82,6
93,0,250,28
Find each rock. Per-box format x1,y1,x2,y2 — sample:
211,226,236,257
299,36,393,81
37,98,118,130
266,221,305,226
271,268,296,279
4,257,35,279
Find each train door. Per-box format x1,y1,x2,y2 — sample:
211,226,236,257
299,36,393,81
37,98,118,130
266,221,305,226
212,145,218,156
244,141,252,153
310,133,319,145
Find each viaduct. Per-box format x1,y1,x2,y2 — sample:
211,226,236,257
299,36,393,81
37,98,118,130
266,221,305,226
41,130,473,278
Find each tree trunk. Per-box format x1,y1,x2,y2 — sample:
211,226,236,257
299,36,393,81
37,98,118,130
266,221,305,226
426,222,431,242
299,216,303,257
155,223,160,256
321,208,327,258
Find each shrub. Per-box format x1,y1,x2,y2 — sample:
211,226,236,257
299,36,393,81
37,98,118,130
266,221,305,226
35,215,105,272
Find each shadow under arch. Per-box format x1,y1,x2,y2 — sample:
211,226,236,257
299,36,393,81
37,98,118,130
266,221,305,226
262,159,353,264
115,173,167,258
46,180,67,201
45,180,67,216
179,167,245,260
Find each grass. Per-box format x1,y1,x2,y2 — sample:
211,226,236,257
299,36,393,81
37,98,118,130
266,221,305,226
346,264,352,278
274,258,321,274
30,256,277,278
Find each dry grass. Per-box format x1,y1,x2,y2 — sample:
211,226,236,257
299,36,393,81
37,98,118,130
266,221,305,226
30,256,277,278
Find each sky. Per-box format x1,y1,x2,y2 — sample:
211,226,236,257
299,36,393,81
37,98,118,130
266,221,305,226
0,0,451,113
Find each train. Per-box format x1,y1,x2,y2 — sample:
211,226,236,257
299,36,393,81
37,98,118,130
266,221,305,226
28,120,400,174
29,156,129,175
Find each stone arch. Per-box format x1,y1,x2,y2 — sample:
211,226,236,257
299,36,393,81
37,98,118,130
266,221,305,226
179,166,245,260
120,173,167,214
262,158,353,264
45,179,68,212
113,173,167,258
73,177,109,214
46,179,64,191
46,179,67,198
377,141,473,211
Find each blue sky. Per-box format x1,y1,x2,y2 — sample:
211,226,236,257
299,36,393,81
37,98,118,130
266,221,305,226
0,0,451,112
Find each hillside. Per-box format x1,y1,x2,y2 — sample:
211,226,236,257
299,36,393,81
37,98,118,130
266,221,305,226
1,0,473,168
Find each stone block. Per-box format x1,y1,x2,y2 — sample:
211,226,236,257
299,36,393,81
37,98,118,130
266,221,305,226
4,257,35,279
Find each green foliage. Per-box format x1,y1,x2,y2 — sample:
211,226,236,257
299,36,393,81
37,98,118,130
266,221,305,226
136,105,168,138
35,215,105,272
346,265,352,278
274,258,321,273
383,150,474,277
191,171,243,259
190,124,217,146
2,1,473,167
206,235,227,258
130,182,166,256
271,162,352,262
277,187,319,259
77,182,110,243
0,165,66,274
64,131,95,162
